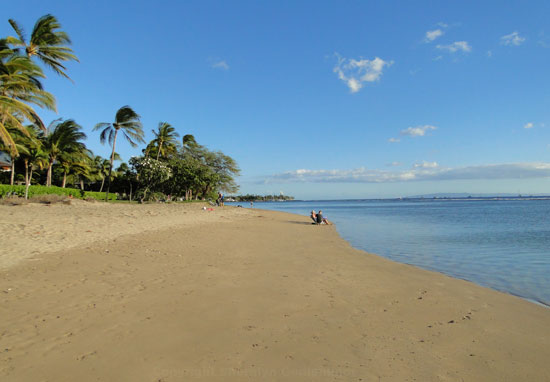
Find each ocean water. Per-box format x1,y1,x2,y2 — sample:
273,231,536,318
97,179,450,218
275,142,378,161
233,199,550,306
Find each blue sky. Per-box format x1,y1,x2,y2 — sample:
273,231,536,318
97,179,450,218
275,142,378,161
4,0,550,199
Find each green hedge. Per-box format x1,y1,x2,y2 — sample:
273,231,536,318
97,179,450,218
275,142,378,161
83,190,117,201
0,184,117,201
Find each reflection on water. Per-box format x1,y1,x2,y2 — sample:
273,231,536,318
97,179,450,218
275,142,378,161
235,199,550,306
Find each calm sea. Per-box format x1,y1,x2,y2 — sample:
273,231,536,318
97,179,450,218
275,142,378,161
232,199,550,307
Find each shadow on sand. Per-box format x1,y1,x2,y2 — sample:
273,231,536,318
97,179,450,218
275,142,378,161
287,220,317,225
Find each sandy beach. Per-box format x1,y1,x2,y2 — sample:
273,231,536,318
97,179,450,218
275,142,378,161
1,201,549,381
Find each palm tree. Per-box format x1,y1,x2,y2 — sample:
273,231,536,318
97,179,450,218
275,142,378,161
19,125,47,198
182,134,197,149
115,162,135,201
0,45,55,155
58,149,93,188
149,122,179,160
93,106,144,201
92,154,120,192
0,125,29,185
92,156,110,192
41,119,87,187
7,14,79,80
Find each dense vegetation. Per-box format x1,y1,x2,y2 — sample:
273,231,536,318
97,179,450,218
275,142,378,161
228,194,294,202
0,15,239,202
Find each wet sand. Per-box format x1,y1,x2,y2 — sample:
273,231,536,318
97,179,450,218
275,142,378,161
1,202,549,381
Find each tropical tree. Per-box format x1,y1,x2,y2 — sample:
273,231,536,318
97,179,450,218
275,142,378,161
114,162,135,198
91,153,120,192
0,125,29,185
159,135,240,200
182,134,197,155
40,119,87,187
1,13,76,158
0,43,54,156
148,122,179,160
58,148,93,188
129,156,172,202
96,156,111,192
19,125,47,198
93,106,144,201
7,14,78,80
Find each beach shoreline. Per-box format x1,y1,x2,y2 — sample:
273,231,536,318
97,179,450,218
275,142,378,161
1,202,549,381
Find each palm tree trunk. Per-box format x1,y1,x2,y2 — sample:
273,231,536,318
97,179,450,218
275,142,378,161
156,141,162,160
24,160,31,200
99,176,105,193
62,172,67,188
24,160,29,186
10,160,15,185
105,130,118,201
24,160,30,196
46,159,54,187
80,178,84,190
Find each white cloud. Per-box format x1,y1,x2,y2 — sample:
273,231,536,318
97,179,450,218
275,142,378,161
388,137,400,143
523,122,534,129
425,29,444,43
487,50,493,57
333,54,393,93
414,161,439,169
501,31,525,46
400,125,438,137
436,41,472,53
211,60,229,70
387,161,402,167
264,163,550,184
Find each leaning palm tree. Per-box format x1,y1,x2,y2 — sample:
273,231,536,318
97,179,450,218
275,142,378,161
0,45,55,155
149,122,179,160
93,106,144,201
40,119,87,187
181,134,199,158
7,14,79,80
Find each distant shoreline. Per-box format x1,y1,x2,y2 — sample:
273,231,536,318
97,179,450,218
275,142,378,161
257,196,550,202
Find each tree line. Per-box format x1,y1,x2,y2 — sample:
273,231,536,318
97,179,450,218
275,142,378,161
228,194,294,202
0,15,239,201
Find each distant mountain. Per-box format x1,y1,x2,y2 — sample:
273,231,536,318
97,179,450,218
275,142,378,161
405,193,550,199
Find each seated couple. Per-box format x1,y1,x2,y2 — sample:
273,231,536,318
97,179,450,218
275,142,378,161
310,210,329,225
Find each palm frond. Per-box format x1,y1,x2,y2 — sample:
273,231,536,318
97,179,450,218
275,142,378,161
8,19,26,44
122,127,145,143
35,53,70,79
93,122,111,131
30,15,71,45
0,121,18,156
122,131,139,147
107,129,115,146
115,105,140,123
97,126,111,145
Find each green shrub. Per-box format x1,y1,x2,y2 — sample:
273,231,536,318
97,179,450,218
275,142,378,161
83,191,116,201
0,184,117,201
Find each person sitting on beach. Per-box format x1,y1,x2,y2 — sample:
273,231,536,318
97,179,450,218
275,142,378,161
310,210,317,223
317,210,330,225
